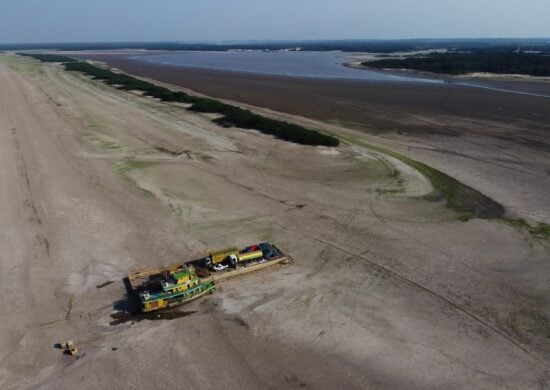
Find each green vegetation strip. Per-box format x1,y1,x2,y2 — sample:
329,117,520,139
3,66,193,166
348,139,505,220
351,139,548,239
20,54,338,147
502,218,550,241
365,52,550,77
17,53,78,63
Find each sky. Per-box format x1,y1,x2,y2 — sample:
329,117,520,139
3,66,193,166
0,0,549,43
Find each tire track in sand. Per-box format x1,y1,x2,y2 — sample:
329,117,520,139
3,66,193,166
8,123,50,258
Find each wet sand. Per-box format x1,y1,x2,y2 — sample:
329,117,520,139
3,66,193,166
73,53,550,150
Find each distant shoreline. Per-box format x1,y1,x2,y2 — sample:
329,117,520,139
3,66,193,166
344,58,550,83
360,52,550,81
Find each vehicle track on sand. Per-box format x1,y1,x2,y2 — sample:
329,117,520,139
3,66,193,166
8,125,51,258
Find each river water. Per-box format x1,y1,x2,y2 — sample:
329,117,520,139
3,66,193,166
132,51,440,83
131,51,550,98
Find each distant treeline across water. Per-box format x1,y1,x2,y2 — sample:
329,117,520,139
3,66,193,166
4,38,550,54
366,52,550,77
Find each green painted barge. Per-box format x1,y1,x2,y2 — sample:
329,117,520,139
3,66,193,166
129,266,215,312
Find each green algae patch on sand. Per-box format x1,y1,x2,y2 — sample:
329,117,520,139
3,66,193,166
503,218,550,241
114,161,155,198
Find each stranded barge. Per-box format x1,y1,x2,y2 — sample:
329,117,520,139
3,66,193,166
128,242,287,312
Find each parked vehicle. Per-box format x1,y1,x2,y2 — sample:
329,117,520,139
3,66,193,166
212,263,228,272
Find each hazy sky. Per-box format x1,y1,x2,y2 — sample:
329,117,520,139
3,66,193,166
1,0,548,43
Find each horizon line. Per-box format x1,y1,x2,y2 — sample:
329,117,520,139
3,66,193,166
2,37,550,47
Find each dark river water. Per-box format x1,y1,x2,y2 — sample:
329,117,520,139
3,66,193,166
130,51,550,98
132,51,441,83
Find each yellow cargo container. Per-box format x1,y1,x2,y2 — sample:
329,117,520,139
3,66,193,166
210,247,239,264
238,250,263,262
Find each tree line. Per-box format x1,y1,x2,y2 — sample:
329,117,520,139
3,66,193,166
17,53,78,63
5,39,550,54
365,52,550,77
